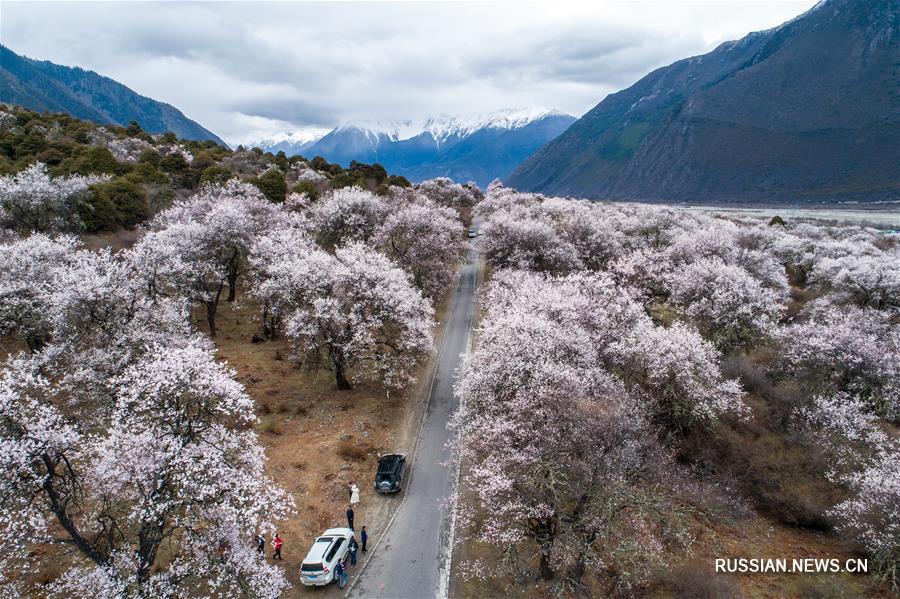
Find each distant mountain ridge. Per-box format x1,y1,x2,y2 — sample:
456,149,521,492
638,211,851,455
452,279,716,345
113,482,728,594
0,45,225,145
508,0,900,204
244,108,576,187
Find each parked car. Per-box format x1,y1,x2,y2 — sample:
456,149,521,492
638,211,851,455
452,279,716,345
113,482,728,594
468,228,477,238
299,527,354,586
374,453,406,493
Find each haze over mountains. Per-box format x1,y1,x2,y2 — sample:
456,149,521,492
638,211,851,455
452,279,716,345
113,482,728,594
243,109,576,187
0,45,225,145
509,0,900,204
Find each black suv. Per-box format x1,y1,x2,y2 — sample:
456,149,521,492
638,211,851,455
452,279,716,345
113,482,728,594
374,454,406,493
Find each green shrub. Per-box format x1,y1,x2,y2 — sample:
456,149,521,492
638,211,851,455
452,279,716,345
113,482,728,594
873,546,899,594
251,168,287,203
58,146,120,175
0,154,14,176
199,166,233,186
78,189,119,233
349,160,387,184
138,148,161,167
387,174,411,188
310,155,341,175
16,129,48,158
88,178,149,230
292,180,320,201
128,163,169,185
159,152,188,174
35,147,67,166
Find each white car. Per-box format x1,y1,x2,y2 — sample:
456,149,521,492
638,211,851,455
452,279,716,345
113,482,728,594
300,527,355,586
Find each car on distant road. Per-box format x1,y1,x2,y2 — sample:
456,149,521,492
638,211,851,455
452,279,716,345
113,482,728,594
468,228,477,238
374,453,406,493
300,527,355,586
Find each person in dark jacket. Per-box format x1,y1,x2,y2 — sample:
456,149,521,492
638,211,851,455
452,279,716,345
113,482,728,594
256,534,265,555
348,537,358,566
346,505,355,530
361,526,368,552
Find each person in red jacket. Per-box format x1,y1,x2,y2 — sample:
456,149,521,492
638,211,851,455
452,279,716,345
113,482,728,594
273,532,283,560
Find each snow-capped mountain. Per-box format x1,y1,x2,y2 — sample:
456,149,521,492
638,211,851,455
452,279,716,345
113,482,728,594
231,128,329,155
242,108,576,187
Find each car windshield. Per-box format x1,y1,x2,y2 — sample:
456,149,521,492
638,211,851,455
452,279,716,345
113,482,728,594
377,458,396,473
325,538,344,561
301,563,323,572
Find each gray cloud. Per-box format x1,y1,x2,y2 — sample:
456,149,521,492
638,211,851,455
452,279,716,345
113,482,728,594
0,1,818,142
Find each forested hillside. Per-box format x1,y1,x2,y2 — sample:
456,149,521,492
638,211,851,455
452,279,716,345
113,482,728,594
0,46,225,144
0,104,422,236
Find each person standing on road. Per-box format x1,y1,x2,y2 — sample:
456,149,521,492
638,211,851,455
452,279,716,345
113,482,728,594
350,483,360,507
361,526,368,552
273,532,283,560
335,560,347,589
346,505,355,530
256,534,265,556
348,536,358,566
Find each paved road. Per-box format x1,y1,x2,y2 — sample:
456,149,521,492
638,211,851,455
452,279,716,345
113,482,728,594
347,232,481,599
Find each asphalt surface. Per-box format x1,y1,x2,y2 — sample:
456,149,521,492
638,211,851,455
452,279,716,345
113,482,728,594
347,231,481,599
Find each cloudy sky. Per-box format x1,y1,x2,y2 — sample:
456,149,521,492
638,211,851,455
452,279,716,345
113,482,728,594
2,1,818,144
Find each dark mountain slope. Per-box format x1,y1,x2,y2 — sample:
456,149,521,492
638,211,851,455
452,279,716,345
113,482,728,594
0,45,225,145
508,0,900,204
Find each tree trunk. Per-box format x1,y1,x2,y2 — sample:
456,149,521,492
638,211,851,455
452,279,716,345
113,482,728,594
567,558,586,586
136,518,164,584
539,550,555,580
534,517,557,580
206,300,218,337
227,270,237,302
331,348,351,390
226,248,240,302
41,454,109,569
205,284,224,337
262,305,279,340
334,363,351,390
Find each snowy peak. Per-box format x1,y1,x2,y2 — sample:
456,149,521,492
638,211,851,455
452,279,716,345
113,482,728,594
334,120,419,142
423,108,572,142
231,128,329,151
317,108,573,144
